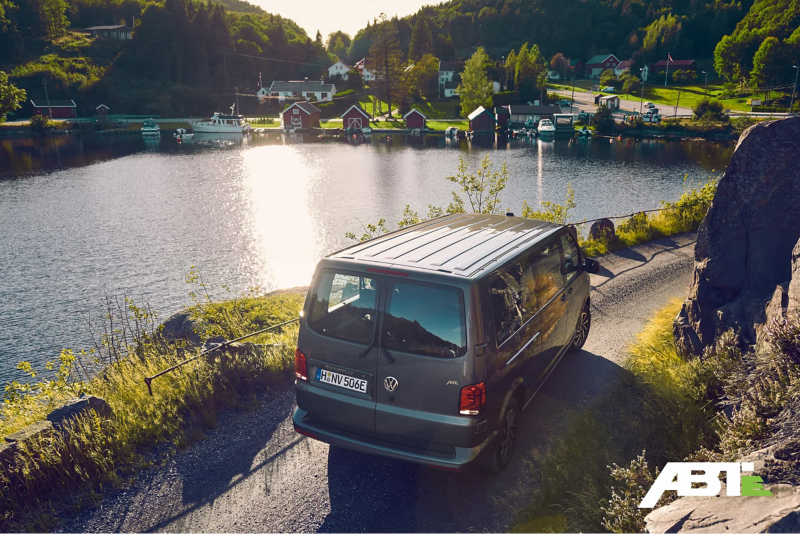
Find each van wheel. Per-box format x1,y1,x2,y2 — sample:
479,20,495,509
570,303,591,352
482,397,519,472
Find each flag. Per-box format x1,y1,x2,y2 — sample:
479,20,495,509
668,53,673,62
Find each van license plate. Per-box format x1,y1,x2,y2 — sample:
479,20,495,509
316,369,368,394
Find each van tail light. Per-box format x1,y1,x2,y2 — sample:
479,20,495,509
295,349,308,381
459,382,485,415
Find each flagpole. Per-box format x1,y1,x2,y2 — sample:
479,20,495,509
664,54,669,87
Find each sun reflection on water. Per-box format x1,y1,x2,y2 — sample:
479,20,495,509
242,146,323,289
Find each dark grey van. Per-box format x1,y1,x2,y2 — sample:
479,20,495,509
292,213,599,471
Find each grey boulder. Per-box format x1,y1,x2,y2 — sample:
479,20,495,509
47,394,113,428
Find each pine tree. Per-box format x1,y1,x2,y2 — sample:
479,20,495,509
315,30,322,44
458,47,493,117
409,12,433,60
370,13,405,117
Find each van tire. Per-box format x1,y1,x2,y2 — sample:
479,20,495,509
482,397,519,472
569,302,591,353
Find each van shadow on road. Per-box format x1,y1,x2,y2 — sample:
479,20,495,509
318,347,627,533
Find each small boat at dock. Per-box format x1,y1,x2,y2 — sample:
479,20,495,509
173,128,194,139
141,119,160,137
445,126,459,138
537,119,556,136
191,112,250,134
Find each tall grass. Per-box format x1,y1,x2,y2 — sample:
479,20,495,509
579,177,717,257
0,283,304,530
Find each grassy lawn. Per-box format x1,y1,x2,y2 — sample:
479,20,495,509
367,120,407,129
319,120,344,129
411,98,460,119
549,80,751,112
427,120,468,130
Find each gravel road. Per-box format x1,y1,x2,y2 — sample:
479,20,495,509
61,233,697,533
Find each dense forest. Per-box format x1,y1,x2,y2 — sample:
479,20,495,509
340,0,751,71
0,0,335,116
0,0,799,119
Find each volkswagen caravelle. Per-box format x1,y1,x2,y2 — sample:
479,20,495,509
293,213,599,471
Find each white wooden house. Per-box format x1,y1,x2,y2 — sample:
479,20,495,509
268,80,337,102
328,61,350,80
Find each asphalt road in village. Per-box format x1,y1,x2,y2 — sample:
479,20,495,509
61,233,698,533
550,87,695,118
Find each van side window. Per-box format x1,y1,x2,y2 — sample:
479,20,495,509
307,271,377,344
561,233,581,282
533,239,565,305
491,260,536,345
383,281,466,358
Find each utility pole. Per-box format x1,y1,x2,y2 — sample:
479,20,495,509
791,65,799,115
223,51,228,90
664,53,670,87
674,84,682,118
702,71,708,95
43,78,52,120
235,86,240,115
639,68,645,114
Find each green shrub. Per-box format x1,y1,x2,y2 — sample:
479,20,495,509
29,114,52,132
333,89,356,99
693,98,727,122
591,105,615,132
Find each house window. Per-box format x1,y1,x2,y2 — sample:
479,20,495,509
321,93,327,99
293,109,299,114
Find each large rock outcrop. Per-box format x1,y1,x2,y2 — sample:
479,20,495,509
674,117,800,356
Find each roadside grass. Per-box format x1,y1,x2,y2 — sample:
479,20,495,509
0,289,303,531
548,81,750,112
514,299,719,533
578,177,717,258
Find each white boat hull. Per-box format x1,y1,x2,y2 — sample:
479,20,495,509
191,122,249,134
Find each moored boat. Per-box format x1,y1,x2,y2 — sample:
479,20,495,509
191,112,250,133
445,126,459,138
141,119,160,136
173,128,194,139
537,119,556,136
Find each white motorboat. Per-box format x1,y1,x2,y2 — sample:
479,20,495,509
141,119,160,136
173,128,194,139
538,119,556,135
445,126,459,138
191,112,250,133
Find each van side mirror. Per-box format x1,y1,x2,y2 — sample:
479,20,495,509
584,258,600,274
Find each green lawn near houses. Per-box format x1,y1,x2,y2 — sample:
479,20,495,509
427,120,469,130
411,99,461,119
549,81,752,112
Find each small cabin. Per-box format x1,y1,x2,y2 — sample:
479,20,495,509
280,101,321,130
96,104,110,116
467,106,497,133
403,109,427,130
30,99,77,119
341,104,370,130
599,95,620,110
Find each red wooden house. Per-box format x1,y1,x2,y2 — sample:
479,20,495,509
651,59,697,74
467,106,497,133
30,100,77,119
584,54,620,79
341,104,370,130
403,108,426,129
280,101,320,130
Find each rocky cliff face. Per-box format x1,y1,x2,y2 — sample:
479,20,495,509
674,117,800,356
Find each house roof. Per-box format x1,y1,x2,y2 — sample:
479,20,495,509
444,81,459,90
268,81,336,93
494,107,510,115
653,59,696,67
329,60,350,70
569,58,582,66
506,104,562,115
615,60,632,70
468,106,496,121
96,104,109,109
282,101,320,115
439,61,464,73
84,25,129,30
341,104,369,119
30,99,76,108
329,213,561,279
586,54,618,65
403,108,427,119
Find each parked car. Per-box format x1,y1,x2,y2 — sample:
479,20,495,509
293,214,600,471
601,86,615,92
645,102,656,109
557,99,572,107
645,107,659,115
578,112,591,123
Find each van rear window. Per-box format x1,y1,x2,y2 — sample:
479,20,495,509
307,271,377,344
383,281,466,358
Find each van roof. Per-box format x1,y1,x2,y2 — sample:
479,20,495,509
330,214,562,278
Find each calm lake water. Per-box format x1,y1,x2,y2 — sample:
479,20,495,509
0,132,734,382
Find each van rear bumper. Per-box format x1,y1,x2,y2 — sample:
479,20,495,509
292,407,495,471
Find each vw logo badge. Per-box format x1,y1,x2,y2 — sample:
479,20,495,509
384,376,399,392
